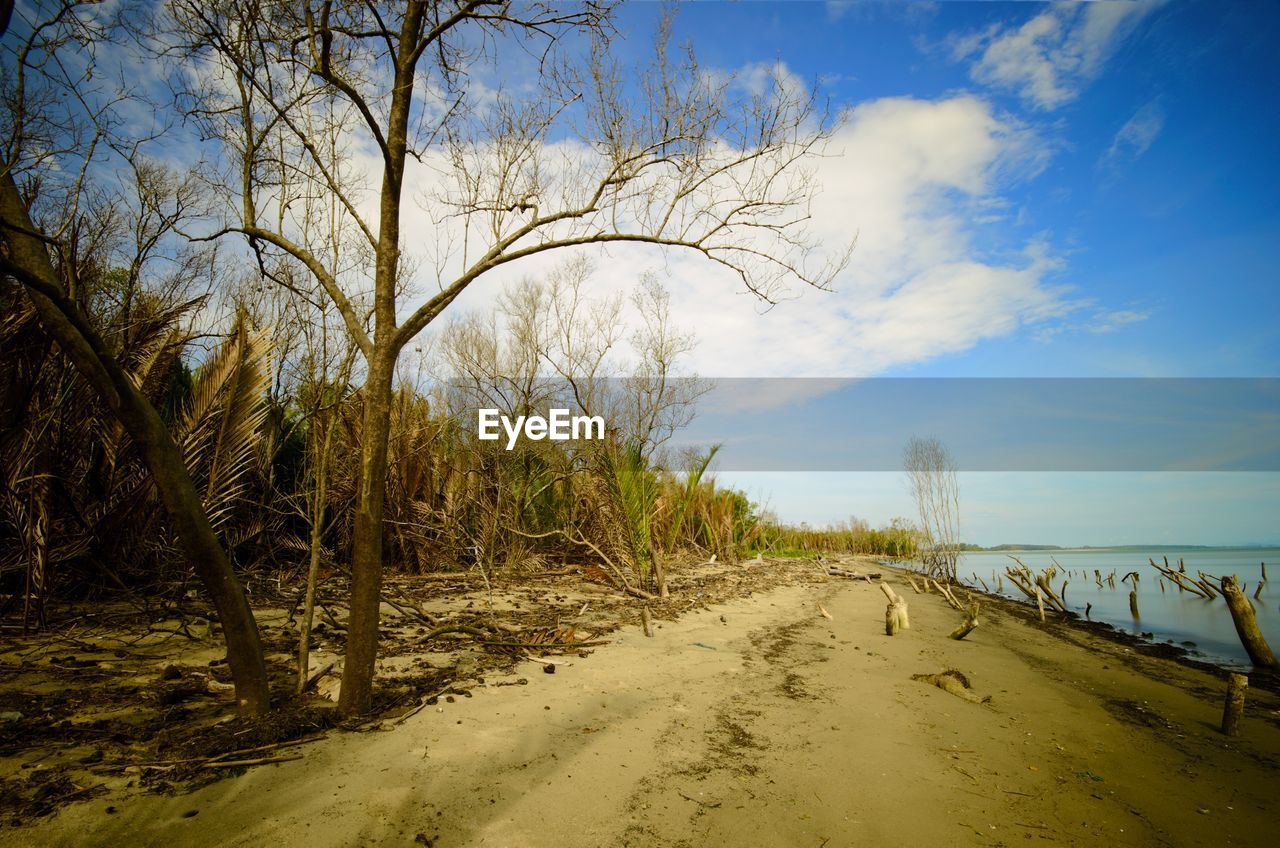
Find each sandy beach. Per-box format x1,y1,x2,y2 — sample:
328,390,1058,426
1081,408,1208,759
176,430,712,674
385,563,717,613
18,561,1280,848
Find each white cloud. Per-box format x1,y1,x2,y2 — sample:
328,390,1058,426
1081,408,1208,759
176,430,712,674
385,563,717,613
1034,306,1150,341
826,1,855,22
1100,100,1166,172
628,95,1077,376
400,93,1086,379
1087,308,1150,334
954,2,1163,110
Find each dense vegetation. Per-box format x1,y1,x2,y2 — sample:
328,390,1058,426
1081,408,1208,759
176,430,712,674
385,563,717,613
0,261,917,628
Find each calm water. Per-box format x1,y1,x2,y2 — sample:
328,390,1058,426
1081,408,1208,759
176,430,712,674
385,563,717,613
952,549,1280,668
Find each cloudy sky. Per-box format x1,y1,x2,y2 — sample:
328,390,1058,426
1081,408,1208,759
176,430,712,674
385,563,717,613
555,0,1277,545
64,0,1274,546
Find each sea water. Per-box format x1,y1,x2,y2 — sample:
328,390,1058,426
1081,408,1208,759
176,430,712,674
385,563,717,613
953,549,1280,668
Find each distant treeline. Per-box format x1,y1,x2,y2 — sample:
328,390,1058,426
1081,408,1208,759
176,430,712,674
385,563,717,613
959,544,1242,552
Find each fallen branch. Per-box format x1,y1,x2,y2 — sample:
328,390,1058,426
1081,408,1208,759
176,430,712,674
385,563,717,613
92,735,327,773
302,660,335,693
395,680,454,725
505,526,656,600
203,754,302,769
949,603,980,641
678,791,722,809
825,565,880,580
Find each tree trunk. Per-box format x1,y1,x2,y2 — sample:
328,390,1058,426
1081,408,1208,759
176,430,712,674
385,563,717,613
0,172,271,715
337,353,395,715
1221,672,1248,736
296,410,335,694
1220,575,1278,668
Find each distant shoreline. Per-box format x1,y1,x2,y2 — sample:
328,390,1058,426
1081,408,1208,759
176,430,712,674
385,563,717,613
962,544,1280,553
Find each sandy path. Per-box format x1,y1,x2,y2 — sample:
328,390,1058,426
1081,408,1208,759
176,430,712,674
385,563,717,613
25,568,1280,847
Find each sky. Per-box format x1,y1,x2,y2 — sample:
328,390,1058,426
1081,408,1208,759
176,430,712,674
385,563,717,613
583,0,1280,545
22,0,1275,546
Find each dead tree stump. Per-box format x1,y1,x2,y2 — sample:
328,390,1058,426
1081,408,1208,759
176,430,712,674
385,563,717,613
880,582,909,635
1222,673,1248,736
1220,576,1278,668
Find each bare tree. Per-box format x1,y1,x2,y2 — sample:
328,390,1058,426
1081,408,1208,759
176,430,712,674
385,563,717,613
164,1,848,714
621,272,706,460
903,435,961,582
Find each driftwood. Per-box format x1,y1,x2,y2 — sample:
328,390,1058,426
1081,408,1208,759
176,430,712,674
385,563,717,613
1197,571,1221,599
1033,574,1069,613
395,680,455,725
302,660,336,693
825,565,880,580
931,579,964,611
911,669,990,704
880,582,909,635
505,526,656,600
817,603,833,620
204,754,302,769
949,603,980,641
1220,576,1278,668
1221,673,1248,736
413,623,606,651
904,575,923,594
1150,559,1212,599
641,607,654,638
1003,567,1038,603
1128,590,1140,620
93,734,326,773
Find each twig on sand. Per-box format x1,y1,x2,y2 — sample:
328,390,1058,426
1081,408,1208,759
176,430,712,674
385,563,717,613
93,735,327,773
395,680,454,725
678,791,722,808
203,754,302,769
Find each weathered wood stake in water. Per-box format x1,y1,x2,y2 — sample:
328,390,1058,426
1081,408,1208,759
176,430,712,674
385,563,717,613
1129,590,1140,620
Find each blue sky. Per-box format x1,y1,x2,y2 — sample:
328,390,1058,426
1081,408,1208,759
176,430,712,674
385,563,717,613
619,0,1280,378
594,1,1280,544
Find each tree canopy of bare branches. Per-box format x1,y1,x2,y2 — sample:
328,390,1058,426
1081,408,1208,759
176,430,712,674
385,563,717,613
903,435,961,582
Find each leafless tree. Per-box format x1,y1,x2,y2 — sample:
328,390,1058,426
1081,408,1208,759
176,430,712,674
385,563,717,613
163,1,849,714
903,435,961,582
620,272,706,460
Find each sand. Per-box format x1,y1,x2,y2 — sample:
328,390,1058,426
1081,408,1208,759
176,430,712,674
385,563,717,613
19,562,1280,847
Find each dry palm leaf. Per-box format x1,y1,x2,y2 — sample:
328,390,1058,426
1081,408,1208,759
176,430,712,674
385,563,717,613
178,316,271,537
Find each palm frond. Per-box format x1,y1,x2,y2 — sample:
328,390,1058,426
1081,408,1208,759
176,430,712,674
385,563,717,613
178,316,272,536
